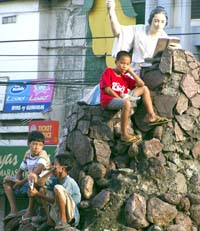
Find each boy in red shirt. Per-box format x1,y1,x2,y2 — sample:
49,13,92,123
100,50,169,143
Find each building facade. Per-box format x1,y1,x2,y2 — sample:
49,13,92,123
0,0,87,177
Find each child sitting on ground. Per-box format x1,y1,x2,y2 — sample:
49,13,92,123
100,50,169,143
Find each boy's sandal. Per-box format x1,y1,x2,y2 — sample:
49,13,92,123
121,135,142,144
3,212,18,221
37,222,54,231
148,116,171,126
20,214,32,224
21,215,32,221
55,221,71,230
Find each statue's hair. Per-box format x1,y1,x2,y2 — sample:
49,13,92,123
148,6,168,26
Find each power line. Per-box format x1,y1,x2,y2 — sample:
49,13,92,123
0,36,114,43
0,33,199,44
0,54,109,57
0,79,99,86
0,70,102,73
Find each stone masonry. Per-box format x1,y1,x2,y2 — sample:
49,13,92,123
56,49,200,231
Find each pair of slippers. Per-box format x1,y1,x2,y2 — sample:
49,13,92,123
121,116,171,144
3,210,30,222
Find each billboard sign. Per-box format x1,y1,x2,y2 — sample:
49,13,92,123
4,79,54,113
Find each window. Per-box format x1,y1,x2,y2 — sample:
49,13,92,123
2,15,17,24
191,0,200,19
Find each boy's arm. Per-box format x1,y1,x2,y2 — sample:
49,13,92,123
15,167,41,185
104,87,121,98
13,168,27,189
32,163,45,175
37,167,56,187
127,68,144,87
15,168,24,180
28,187,55,204
101,68,120,98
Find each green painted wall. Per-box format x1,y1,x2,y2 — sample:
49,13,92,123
0,146,56,178
85,23,107,85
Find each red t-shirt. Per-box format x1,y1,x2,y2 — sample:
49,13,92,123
100,68,136,108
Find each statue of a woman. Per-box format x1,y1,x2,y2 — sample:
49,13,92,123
106,0,169,72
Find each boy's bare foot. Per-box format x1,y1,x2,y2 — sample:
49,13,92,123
145,113,159,123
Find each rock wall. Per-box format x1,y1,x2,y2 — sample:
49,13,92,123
57,49,200,231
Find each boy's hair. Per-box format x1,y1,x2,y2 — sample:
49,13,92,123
148,6,168,26
116,50,131,61
55,154,72,171
27,130,45,144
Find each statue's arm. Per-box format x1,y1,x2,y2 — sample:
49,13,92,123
106,0,121,37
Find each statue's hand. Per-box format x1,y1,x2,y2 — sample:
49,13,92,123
106,0,115,10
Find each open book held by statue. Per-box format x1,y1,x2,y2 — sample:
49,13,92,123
153,37,180,57
141,37,181,90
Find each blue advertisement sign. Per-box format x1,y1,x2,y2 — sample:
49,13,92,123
4,79,54,113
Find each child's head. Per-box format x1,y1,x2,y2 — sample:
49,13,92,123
27,131,45,155
115,51,132,74
53,154,72,177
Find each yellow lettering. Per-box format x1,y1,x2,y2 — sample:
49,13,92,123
0,154,18,169
0,169,18,177
38,125,52,132
44,132,52,138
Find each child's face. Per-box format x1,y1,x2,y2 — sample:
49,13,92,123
151,13,166,32
29,141,44,155
115,56,131,74
53,159,64,177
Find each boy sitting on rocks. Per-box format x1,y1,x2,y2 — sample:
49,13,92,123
28,154,81,230
100,50,170,143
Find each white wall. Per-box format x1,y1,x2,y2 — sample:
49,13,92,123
0,0,40,80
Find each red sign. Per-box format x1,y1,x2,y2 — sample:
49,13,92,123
29,120,59,145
